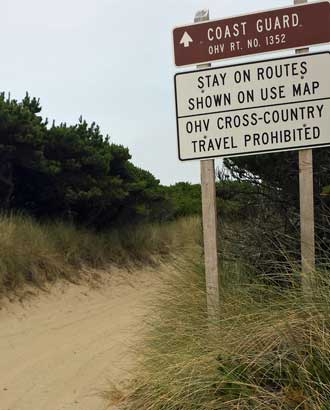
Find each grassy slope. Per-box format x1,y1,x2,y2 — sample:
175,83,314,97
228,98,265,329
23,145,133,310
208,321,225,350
113,229,330,410
0,214,201,295
5,213,330,408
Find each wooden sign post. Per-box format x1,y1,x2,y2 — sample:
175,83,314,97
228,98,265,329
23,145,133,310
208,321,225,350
173,1,329,306
295,0,316,290
195,9,220,318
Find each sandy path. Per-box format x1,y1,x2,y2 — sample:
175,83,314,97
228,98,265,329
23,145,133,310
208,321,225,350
0,267,159,410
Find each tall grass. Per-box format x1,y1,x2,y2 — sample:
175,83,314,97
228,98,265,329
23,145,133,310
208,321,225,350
114,244,330,409
0,213,201,294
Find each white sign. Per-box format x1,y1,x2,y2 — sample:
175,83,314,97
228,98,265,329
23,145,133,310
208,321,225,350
174,52,330,160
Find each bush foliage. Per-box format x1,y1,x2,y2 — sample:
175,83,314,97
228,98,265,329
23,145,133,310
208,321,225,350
219,149,330,275
0,93,172,227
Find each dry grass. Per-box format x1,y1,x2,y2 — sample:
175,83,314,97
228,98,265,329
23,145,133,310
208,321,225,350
0,213,201,295
111,245,330,409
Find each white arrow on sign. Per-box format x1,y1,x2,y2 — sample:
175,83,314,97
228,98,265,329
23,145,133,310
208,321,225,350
180,31,193,48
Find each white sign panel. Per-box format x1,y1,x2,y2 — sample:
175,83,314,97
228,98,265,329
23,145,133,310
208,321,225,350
174,52,330,160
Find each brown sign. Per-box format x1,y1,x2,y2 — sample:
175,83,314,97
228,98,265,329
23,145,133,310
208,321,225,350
173,1,330,67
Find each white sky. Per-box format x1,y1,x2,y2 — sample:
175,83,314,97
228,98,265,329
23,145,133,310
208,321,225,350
1,0,324,184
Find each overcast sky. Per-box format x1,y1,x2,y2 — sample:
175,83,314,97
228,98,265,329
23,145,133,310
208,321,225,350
0,0,317,184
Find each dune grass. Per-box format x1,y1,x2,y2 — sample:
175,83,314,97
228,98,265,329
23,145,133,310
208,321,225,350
113,242,330,409
0,213,201,294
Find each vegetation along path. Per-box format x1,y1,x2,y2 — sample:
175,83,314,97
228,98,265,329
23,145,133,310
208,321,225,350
0,267,160,410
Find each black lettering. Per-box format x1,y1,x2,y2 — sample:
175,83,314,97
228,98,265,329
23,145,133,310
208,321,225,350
261,132,269,145
225,116,232,129
208,139,215,151
264,111,271,124
305,127,311,140
251,113,258,126
231,136,238,149
186,122,193,134
203,119,210,131
217,117,224,130
253,133,261,146
244,134,252,146
223,137,230,149
301,61,307,75
313,126,320,139
284,129,291,142
312,81,320,94
307,106,315,119
188,98,195,111
293,83,302,97
257,67,265,80
242,114,249,127
215,138,222,149
316,105,324,117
